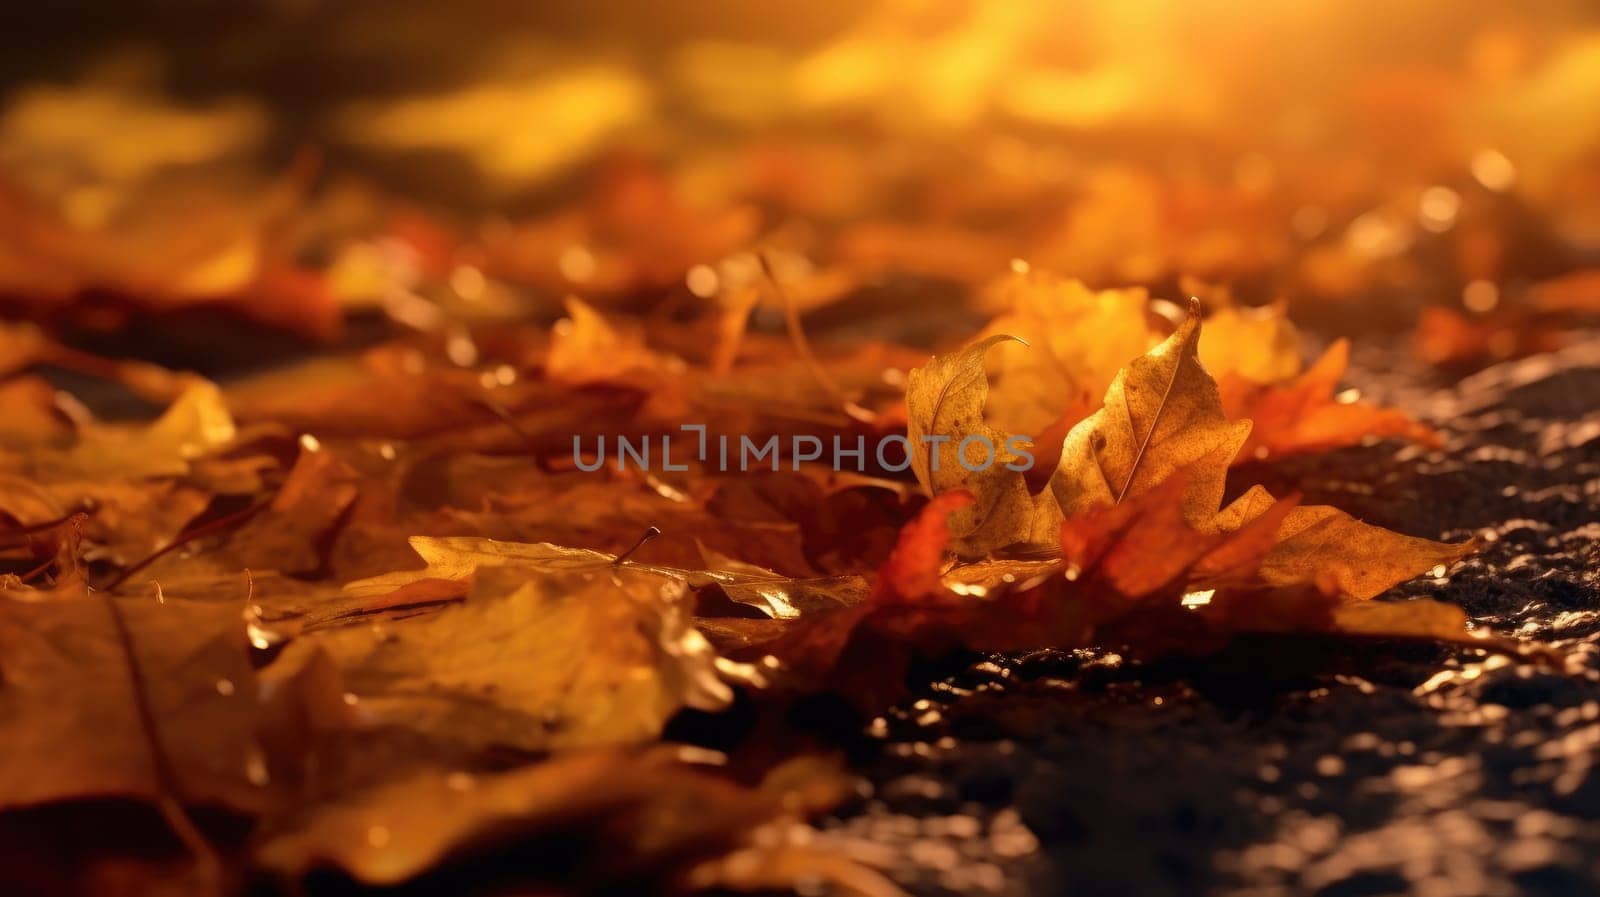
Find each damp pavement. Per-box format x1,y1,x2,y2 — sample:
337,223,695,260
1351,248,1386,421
824,334,1600,897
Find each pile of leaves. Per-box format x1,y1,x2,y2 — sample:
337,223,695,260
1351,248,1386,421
0,250,1550,896
6,19,1600,891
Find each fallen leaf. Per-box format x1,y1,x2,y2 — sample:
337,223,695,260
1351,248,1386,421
314,564,731,751
1528,268,1600,314
1413,306,1569,367
546,295,675,386
1198,302,1303,384
1216,486,1477,599
1052,302,1252,524
254,748,866,893
906,335,1059,556
1220,339,1439,463
224,445,362,577
54,380,236,480
0,593,271,814
977,272,1149,437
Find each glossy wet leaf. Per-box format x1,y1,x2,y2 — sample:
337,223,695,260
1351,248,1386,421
313,565,731,751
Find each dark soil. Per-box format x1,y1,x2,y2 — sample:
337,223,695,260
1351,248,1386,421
831,334,1600,897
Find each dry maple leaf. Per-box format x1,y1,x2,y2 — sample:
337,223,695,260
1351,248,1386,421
1060,308,1469,599
744,471,1515,706
50,380,237,480
222,444,362,577
0,381,256,570
901,303,1473,601
345,534,865,626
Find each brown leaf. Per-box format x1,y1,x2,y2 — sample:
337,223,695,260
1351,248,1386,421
254,748,862,892
50,381,237,480
225,445,362,577
0,594,272,814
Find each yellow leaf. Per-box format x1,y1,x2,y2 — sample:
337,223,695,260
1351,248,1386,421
978,272,1151,436
546,296,671,385
345,534,866,624
1052,304,1252,525
318,565,730,751
342,536,613,597
1329,599,1472,642
1198,303,1303,384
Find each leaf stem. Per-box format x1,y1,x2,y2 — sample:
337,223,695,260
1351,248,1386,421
759,252,876,424
614,526,662,566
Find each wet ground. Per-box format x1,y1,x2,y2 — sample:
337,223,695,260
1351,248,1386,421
828,334,1600,897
